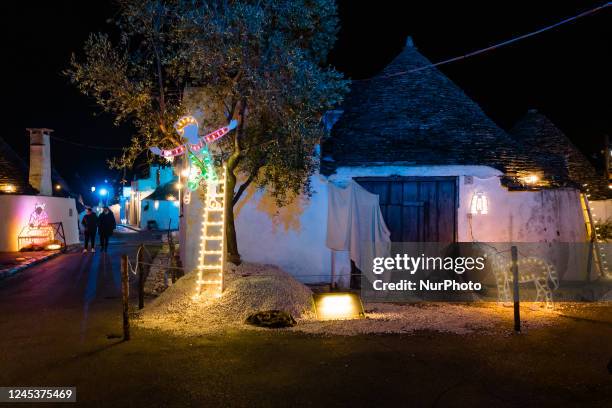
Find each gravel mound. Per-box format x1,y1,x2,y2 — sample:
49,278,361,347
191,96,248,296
137,262,558,337
136,262,314,335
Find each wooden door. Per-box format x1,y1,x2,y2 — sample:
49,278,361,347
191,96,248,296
355,177,457,243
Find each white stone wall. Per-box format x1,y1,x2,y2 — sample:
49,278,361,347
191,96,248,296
140,199,180,230
0,195,79,251
180,165,589,284
589,199,612,223
457,176,586,242
179,189,205,274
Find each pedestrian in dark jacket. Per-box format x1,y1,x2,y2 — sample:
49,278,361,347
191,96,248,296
98,207,116,252
81,207,98,253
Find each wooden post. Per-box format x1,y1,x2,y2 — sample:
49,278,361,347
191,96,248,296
511,246,521,333
137,246,145,310
121,254,130,341
330,250,336,291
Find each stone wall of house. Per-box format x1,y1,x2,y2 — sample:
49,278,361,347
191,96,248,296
179,188,206,275
180,165,590,286
458,176,586,243
234,173,331,284
140,199,180,230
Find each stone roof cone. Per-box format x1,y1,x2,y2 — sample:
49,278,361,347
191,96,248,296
322,38,566,181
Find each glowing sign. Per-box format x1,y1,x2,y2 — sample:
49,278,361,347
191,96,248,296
470,191,488,215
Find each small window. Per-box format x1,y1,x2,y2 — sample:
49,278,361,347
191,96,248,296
69,208,73,217
143,202,150,211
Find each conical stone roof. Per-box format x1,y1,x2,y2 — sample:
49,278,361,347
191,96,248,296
322,39,566,183
510,110,609,199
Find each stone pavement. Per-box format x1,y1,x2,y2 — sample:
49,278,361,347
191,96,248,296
0,250,60,280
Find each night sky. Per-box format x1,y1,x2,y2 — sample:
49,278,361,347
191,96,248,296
6,1,611,196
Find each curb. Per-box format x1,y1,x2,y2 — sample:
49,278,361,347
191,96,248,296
118,224,142,232
0,252,61,280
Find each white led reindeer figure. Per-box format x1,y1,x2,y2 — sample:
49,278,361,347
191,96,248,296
482,246,560,309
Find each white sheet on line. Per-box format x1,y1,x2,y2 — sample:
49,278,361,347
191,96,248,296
326,180,391,274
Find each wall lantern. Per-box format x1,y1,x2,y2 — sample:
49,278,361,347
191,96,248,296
312,293,365,320
521,174,539,185
0,184,16,193
470,191,489,215
154,200,160,210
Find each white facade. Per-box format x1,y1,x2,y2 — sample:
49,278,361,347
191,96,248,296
230,165,588,284
0,195,79,252
140,198,180,230
589,199,612,223
124,166,175,228
178,164,590,285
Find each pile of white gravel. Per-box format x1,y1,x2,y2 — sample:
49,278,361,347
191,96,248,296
137,262,557,336
136,262,314,335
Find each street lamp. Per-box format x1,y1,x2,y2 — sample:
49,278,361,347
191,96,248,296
91,186,96,192
99,188,108,206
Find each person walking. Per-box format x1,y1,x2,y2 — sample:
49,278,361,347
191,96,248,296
81,207,98,253
98,206,116,252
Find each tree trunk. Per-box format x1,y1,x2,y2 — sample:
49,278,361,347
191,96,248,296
225,166,241,265
225,98,247,265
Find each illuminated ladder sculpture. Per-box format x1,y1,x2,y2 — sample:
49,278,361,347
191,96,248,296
193,166,227,300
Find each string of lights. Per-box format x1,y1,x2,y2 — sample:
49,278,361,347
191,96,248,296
354,2,611,81
583,186,610,277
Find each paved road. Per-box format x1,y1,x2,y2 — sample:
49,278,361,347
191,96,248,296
0,232,161,383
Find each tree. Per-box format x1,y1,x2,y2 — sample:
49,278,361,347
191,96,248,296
66,0,348,263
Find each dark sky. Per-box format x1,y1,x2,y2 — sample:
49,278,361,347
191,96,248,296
5,1,611,195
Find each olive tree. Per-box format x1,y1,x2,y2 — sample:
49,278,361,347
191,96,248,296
67,0,348,263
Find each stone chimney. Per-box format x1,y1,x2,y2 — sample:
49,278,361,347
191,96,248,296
26,128,54,196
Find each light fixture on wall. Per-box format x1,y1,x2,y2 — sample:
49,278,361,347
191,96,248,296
154,200,159,210
470,191,489,215
0,184,16,193
521,174,539,185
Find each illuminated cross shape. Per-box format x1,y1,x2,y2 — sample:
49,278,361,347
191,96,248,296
150,115,237,192
150,114,237,300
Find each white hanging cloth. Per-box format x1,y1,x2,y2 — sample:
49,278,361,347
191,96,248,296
326,180,391,274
